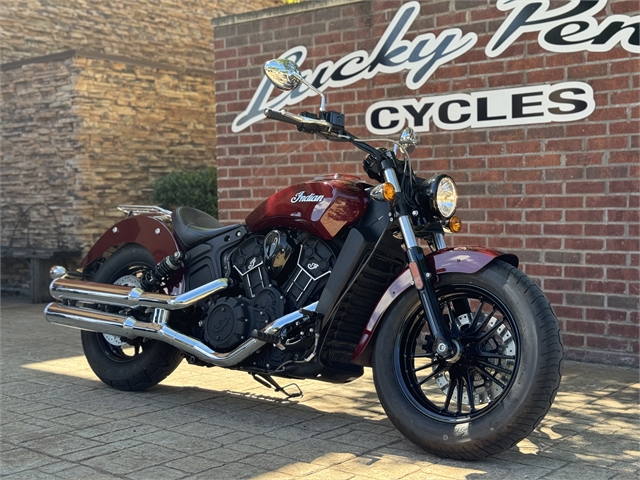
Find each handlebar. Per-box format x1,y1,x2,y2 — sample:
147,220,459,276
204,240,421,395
264,108,333,132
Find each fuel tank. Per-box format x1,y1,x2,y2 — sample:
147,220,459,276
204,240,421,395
246,174,371,240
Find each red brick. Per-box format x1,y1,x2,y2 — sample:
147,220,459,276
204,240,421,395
526,210,562,222
505,223,541,235
565,152,604,166
506,169,543,181
568,63,608,79
487,236,523,249
524,154,560,168
546,168,585,181
527,67,565,83
585,224,625,237
525,264,562,277
505,141,541,155
585,280,626,295
608,323,640,338
607,266,640,281
543,224,582,236
609,151,640,163
565,266,604,278
566,320,606,335
525,237,562,250
488,156,524,168
609,210,640,222
586,195,628,208
607,237,640,252
506,197,543,209
565,238,604,251
586,336,630,351
554,306,583,320
470,170,505,182
565,181,606,194
469,197,504,209
562,333,585,348
587,136,628,151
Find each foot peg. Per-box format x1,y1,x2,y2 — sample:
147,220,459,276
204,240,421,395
250,329,285,350
251,373,303,399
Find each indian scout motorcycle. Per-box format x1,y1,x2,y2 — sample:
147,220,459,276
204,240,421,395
44,59,563,460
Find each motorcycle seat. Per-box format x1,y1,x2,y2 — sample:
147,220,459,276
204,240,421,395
172,206,228,249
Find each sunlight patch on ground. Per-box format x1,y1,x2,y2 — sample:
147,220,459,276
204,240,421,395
516,438,540,455
539,426,563,440
22,355,96,380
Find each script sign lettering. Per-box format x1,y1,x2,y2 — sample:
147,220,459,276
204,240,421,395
232,0,638,134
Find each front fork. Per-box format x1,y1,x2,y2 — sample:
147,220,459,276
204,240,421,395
383,168,459,360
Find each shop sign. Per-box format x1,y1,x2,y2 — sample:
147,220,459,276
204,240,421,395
232,0,638,133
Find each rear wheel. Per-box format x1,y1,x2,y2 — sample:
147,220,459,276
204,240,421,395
372,260,563,459
81,244,183,391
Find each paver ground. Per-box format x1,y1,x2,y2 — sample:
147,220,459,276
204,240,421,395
1,296,638,479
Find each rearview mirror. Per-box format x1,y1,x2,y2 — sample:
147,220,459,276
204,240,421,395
264,59,302,91
264,58,326,112
399,127,418,154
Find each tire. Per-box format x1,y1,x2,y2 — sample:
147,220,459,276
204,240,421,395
372,260,563,459
81,244,183,391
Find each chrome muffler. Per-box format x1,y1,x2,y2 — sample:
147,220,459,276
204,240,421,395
44,302,317,366
44,270,318,366
49,276,231,310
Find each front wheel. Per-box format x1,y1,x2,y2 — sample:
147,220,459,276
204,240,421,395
81,244,183,391
372,260,563,459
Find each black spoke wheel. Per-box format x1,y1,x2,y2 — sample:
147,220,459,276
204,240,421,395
81,244,183,391
372,260,563,459
398,284,519,422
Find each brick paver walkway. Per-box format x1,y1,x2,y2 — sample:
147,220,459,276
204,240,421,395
1,297,638,479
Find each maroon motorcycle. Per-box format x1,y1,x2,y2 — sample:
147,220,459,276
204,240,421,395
45,59,563,459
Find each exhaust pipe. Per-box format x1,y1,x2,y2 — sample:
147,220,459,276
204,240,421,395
49,276,231,310
44,301,318,367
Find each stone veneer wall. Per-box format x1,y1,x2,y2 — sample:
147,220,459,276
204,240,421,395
1,58,81,255
1,0,291,296
1,53,218,258
1,0,285,68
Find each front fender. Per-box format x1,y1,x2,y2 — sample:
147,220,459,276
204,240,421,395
80,215,185,293
350,246,518,366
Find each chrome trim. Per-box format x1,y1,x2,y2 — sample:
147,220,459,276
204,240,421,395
117,205,172,217
433,233,447,251
50,277,230,310
44,302,318,367
49,266,67,280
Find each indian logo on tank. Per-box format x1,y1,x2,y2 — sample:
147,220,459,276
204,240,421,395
291,191,325,203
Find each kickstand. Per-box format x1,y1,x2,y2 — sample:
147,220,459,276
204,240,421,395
251,373,303,399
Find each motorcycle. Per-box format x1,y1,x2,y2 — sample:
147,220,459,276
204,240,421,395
44,58,563,460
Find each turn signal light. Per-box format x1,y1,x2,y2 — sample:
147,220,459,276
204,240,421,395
448,216,462,233
382,182,396,201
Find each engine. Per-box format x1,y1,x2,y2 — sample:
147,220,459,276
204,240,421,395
199,231,335,358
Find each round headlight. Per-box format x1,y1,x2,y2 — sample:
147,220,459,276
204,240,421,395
436,176,458,218
418,174,458,219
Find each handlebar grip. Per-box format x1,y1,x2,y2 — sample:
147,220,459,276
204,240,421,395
264,108,300,126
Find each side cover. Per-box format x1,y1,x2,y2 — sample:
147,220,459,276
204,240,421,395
246,174,370,240
350,246,519,366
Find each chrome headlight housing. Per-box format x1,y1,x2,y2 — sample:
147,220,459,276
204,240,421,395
418,174,458,219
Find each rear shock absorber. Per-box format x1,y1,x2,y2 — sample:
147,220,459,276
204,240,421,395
140,251,185,292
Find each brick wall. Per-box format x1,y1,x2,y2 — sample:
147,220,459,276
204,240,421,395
214,0,639,366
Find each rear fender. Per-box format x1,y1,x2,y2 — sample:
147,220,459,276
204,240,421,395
350,246,518,366
80,215,185,293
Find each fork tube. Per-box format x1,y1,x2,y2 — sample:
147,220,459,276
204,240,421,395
382,167,454,359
